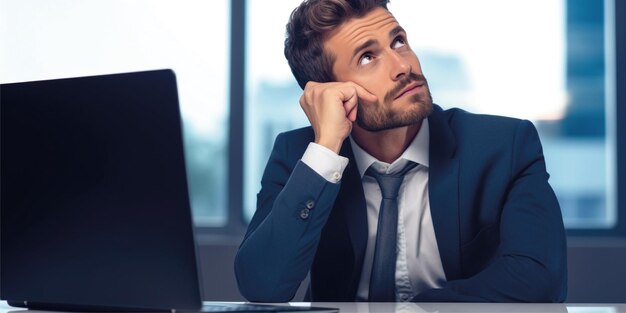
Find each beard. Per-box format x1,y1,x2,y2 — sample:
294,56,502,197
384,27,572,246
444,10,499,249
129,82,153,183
356,72,433,132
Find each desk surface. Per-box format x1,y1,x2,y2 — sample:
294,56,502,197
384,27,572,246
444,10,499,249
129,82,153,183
2,301,626,313
303,302,626,312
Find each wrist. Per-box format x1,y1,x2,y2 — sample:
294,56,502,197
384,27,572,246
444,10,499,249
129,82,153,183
315,136,343,154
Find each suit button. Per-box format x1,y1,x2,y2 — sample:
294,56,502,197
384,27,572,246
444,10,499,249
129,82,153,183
300,208,310,220
305,200,315,209
332,172,342,182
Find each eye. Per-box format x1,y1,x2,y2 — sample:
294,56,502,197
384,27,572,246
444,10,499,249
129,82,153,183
359,53,374,66
392,37,407,49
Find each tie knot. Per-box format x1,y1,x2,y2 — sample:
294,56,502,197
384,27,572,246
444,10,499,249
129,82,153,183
366,162,417,200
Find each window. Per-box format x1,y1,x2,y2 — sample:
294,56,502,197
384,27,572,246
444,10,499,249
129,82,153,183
389,0,616,229
243,0,618,230
244,0,307,221
0,0,230,226
3,0,622,233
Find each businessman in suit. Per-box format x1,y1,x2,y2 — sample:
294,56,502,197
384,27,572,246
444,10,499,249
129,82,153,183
235,0,567,303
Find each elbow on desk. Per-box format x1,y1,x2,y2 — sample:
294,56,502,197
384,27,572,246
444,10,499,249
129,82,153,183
515,270,566,303
496,255,568,303
233,254,296,303
516,255,568,303
438,255,567,303
532,267,568,303
235,276,295,303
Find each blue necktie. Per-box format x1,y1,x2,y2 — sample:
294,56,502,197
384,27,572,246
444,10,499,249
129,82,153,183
366,161,418,302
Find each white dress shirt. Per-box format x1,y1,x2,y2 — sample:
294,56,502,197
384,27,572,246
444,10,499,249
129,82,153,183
300,119,446,302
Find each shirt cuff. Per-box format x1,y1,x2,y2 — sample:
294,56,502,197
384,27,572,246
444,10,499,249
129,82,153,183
301,142,349,183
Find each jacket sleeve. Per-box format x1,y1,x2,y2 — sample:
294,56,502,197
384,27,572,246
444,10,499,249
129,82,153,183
414,120,568,302
234,132,341,302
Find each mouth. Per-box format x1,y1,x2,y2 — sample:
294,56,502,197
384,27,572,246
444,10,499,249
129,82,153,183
394,81,424,100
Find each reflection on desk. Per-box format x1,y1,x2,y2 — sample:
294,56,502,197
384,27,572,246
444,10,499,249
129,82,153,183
2,302,626,313
295,302,626,313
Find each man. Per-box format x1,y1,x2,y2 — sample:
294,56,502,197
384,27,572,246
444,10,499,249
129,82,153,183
235,0,567,303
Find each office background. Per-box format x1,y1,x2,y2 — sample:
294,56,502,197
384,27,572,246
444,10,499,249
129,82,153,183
1,0,624,303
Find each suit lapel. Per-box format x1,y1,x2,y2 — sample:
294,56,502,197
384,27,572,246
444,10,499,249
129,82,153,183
336,141,368,298
427,105,462,281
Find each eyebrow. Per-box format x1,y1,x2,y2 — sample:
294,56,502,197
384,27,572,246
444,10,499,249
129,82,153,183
351,25,407,60
389,25,405,38
352,39,376,59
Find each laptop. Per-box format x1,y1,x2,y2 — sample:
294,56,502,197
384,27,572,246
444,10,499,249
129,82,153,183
0,70,336,313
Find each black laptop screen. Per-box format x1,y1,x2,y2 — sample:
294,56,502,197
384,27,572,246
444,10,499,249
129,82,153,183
1,69,202,311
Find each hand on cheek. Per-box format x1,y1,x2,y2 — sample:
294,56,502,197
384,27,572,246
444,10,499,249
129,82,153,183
299,81,377,153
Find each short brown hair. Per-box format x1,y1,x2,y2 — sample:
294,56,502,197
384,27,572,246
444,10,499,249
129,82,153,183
284,0,389,89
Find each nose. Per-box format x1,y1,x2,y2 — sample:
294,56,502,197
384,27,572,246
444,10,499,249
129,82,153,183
389,50,411,81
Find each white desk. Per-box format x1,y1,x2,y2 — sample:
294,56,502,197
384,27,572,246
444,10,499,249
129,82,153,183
297,302,626,312
2,301,626,313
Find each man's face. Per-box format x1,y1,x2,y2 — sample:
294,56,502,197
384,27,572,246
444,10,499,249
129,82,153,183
324,7,433,132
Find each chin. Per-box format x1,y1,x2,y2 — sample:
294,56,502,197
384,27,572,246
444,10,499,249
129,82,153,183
356,107,431,132
356,91,434,132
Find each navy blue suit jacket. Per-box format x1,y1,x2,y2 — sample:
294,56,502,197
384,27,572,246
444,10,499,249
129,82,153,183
235,105,567,302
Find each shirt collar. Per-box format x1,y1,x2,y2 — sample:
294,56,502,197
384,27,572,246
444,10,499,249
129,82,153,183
349,118,430,178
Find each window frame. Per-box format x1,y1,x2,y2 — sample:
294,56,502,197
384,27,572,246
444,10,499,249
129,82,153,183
567,0,625,237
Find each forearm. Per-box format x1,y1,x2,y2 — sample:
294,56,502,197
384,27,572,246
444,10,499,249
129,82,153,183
414,253,566,302
234,161,341,302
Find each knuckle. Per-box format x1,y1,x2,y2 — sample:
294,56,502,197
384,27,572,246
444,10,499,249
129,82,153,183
320,87,334,98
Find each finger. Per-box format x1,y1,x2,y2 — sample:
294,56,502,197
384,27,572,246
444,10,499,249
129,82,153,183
343,95,357,113
336,86,376,122
335,83,370,102
347,102,358,122
348,82,377,102
343,96,358,122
